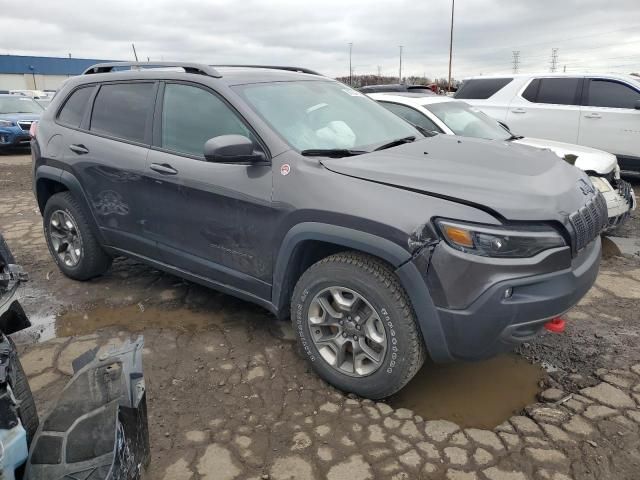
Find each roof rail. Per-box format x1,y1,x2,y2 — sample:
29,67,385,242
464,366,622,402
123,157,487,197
82,62,222,78
213,65,322,76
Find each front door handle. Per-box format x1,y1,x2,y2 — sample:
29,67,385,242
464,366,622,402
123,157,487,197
69,144,89,154
511,108,527,114
149,163,178,175
584,113,602,119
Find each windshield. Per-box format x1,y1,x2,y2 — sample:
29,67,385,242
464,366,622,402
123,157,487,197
233,81,419,151
0,96,44,114
424,101,511,141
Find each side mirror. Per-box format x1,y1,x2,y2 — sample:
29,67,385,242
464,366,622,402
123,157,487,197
204,135,265,163
635,100,640,110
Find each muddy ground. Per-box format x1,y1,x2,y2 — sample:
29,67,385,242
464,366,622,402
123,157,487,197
2,150,640,479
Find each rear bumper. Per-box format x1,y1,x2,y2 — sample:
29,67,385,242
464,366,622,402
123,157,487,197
399,236,601,362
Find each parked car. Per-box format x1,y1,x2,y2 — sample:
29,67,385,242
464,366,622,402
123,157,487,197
369,92,635,230
0,95,43,150
454,73,640,173
359,83,438,94
32,61,604,398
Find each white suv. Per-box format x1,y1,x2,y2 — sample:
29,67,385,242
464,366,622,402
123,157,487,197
455,73,640,172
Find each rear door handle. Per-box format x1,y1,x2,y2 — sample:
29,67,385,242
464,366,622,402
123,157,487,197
69,144,89,154
149,163,178,175
511,108,526,114
584,113,602,119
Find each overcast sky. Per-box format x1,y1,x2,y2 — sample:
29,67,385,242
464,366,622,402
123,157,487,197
0,0,638,80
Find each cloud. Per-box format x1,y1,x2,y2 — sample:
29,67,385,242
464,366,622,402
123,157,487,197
0,0,638,79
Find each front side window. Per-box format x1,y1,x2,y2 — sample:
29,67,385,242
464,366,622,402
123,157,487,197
58,86,95,127
425,101,511,141
585,79,640,109
161,83,253,157
0,96,43,114
233,81,418,151
454,78,513,100
90,83,155,143
531,78,580,105
380,102,442,133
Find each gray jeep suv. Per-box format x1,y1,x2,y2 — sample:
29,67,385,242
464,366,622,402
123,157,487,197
31,62,604,398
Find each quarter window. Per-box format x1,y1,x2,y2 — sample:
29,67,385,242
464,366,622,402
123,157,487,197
585,79,640,109
380,102,443,133
161,83,253,157
90,83,155,143
530,78,580,105
58,86,95,127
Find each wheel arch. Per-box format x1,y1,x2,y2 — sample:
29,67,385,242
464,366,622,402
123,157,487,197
272,223,412,318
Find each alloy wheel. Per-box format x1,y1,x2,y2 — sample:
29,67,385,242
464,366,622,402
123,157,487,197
49,210,83,268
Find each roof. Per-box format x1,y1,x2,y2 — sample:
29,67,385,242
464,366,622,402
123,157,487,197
462,72,640,83
0,55,119,75
368,92,456,105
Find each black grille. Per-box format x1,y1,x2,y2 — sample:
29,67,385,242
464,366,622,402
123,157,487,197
17,121,33,131
569,192,608,252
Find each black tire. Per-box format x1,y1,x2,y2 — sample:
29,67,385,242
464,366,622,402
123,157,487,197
0,233,16,266
43,192,111,280
291,251,426,399
7,337,39,445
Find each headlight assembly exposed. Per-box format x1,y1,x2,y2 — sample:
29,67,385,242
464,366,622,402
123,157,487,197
435,219,566,258
589,176,613,193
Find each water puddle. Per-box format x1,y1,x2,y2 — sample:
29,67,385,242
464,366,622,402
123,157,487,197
390,354,545,429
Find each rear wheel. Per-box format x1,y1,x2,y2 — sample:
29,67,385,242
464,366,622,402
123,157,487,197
43,192,111,280
291,251,426,399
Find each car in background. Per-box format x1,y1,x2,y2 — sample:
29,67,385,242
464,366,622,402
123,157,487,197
0,94,43,150
454,73,640,173
359,83,438,94
369,92,636,230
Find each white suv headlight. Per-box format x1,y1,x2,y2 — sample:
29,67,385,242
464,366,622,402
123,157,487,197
589,176,612,193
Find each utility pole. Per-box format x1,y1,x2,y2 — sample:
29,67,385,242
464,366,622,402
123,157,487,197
398,45,403,83
131,43,139,62
550,48,559,73
447,0,455,92
563,65,566,73
512,51,520,73
348,42,353,86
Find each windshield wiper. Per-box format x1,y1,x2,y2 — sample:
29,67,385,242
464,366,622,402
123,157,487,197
300,148,368,158
374,136,416,151
507,134,524,141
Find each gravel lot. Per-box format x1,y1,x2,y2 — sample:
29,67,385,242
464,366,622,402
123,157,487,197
2,150,640,479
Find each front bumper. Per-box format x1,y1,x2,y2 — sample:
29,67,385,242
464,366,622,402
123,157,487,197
603,179,636,230
403,236,600,362
0,127,31,148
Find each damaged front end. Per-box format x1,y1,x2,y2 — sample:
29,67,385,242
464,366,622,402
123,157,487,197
589,175,636,231
24,336,150,480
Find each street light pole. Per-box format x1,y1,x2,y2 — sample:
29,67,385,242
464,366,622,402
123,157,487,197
398,45,403,83
348,42,353,86
447,0,455,92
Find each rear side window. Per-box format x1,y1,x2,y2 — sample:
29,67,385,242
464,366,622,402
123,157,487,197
161,83,254,157
90,83,155,143
528,78,580,105
379,102,442,133
58,86,94,127
585,79,640,109
521,79,540,102
454,78,513,99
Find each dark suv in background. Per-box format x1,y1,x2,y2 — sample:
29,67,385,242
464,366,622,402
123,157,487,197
31,62,604,398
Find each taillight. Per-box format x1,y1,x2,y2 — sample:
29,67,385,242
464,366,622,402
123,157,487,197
29,121,38,138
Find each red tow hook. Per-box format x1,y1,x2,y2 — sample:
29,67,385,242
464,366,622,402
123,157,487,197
544,317,566,333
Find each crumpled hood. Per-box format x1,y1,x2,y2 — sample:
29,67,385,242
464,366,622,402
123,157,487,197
321,134,594,222
513,137,617,175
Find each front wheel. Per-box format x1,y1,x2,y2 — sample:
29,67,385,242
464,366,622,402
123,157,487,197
291,252,426,399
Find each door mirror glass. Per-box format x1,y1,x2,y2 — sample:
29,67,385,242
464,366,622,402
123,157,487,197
204,135,265,163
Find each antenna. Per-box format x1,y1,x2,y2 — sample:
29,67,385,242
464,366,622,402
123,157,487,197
550,48,559,73
512,51,520,73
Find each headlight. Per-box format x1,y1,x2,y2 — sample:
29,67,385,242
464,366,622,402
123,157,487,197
0,120,13,127
435,219,566,258
589,176,612,193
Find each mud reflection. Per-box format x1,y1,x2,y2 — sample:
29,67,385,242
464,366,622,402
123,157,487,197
390,354,544,429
